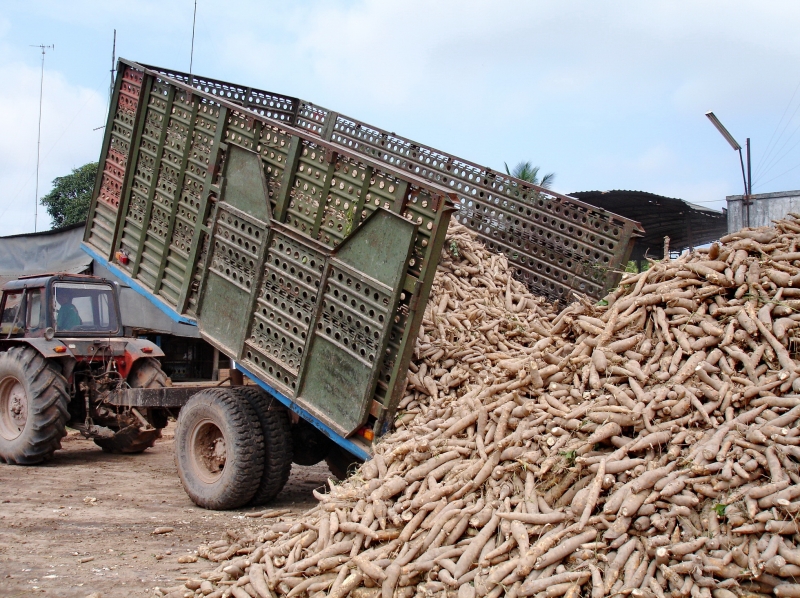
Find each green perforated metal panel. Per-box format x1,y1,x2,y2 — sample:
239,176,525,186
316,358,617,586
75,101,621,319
84,66,146,256
84,59,455,440
143,62,644,302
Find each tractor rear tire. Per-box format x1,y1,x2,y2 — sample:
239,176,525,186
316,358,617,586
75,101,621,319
174,388,265,509
233,387,293,505
0,347,69,465
94,358,169,454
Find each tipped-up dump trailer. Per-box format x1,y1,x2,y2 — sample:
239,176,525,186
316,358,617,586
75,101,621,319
74,59,641,509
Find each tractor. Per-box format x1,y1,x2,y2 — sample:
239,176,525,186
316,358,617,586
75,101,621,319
0,273,171,463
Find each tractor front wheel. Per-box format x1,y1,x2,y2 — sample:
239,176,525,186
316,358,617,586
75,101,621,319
0,347,69,465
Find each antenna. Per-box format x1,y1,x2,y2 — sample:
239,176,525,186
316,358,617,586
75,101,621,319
94,30,116,131
109,29,116,106
31,43,54,233
189,0,197,87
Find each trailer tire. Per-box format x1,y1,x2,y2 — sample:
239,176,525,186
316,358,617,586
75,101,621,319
94,358,169,454
233,387,293,505
0,347,69,465
325,445,364,481
291,419,333,466
174,388,265,509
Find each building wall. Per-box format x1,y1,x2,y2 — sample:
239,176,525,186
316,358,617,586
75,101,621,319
727,190,800,232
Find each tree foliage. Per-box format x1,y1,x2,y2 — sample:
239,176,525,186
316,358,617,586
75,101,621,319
40,162,98,229
504,161,555,189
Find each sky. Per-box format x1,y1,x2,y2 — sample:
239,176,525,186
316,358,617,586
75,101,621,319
2,1,800,236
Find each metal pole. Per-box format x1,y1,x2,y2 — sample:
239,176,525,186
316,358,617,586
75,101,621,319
32,44,53,233
211,347,219,381
229,360,243,386
109,30,116,106
189,0,197,86
738,147,749,228
746,138,752,228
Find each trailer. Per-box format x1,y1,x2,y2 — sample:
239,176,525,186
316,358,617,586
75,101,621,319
82,59,641,509
140,62,644,304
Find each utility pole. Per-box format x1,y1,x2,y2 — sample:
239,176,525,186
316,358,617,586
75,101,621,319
31,43,54,233
93,31,117,132
746,138,752,227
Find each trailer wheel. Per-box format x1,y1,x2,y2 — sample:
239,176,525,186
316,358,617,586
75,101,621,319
0,347,69,465
233,387,293,505
174,388,265,509
291,419,334,466
325,445,364,481
94,358,169,454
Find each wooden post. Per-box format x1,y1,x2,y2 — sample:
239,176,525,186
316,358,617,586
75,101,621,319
229,359,244,386
211,347,220,382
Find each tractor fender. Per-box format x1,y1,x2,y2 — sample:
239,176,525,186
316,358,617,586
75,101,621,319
0,338,77,380
123,338,165,360
1,337,74,359
119,338,164,379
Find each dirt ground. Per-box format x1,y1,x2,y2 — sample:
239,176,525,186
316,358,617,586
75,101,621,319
0,423,331,598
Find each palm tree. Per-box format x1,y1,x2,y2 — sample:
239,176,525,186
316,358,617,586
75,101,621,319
504,161,555,189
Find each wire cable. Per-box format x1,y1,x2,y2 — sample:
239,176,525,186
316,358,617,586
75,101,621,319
755,75,800,179
0,73,106,223
755,117,800,184
753,158,800,191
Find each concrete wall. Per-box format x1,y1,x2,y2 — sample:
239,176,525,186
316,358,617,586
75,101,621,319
727,190,800,232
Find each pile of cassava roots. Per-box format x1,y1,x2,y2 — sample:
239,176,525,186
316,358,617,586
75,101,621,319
159,215,800,598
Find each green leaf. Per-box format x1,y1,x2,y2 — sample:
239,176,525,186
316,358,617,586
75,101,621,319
503,160,555,189
448,239,460,259
713,503,726,517
39,162,98,229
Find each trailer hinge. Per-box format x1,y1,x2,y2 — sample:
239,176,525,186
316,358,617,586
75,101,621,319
369,400,384,419
408,279,423,312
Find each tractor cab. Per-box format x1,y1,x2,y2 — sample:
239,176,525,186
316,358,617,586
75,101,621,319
0,274,122,339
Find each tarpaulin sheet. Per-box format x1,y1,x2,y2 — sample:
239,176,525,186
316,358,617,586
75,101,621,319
0,223,198,337
0,223,91,286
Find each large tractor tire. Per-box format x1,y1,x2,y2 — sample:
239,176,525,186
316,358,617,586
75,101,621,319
94,358,169,454
0,346,69,465
233,387,293,505
174,388,265,509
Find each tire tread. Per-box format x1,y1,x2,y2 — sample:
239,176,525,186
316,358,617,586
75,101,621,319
233,387,293,505
0,346,69,465
174,388,266,509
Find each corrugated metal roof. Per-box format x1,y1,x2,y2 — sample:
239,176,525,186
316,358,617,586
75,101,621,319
570,190,727,260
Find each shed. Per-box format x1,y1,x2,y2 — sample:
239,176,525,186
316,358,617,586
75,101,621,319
570,190,727,268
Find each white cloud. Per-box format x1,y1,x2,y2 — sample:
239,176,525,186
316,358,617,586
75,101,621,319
0,60,105,235
4,0,800,240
